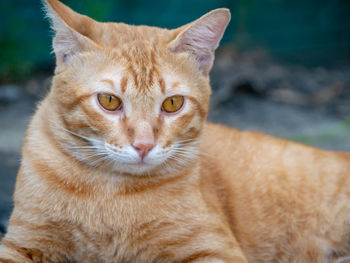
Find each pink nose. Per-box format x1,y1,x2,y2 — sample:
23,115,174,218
132,141,155,160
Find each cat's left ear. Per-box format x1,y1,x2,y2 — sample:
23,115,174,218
43,0,99,64
168,8,231,74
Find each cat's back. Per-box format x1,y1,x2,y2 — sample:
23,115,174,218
201,121,350,183
200,122,350,262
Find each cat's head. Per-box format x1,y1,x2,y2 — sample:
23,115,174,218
43,0,230,176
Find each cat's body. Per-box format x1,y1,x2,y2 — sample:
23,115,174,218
1,0,350,262
202,124,350,262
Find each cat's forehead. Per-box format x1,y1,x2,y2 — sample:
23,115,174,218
92,41,188,95
117,41,160,89
101,22,173,49
95,65,188,98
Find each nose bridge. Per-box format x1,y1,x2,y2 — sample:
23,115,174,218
128,117,156,160
126,95,156,141
133,119,154,143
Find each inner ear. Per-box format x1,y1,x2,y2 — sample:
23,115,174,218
168,8,231,74
43,0,99,63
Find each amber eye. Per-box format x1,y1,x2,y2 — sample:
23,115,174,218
162,95,184,113
97,94,122,111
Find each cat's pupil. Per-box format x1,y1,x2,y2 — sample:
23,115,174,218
171,97,174,105
109,96,112,103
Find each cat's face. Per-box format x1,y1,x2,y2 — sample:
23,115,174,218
51,43,210,175
44,0,230,176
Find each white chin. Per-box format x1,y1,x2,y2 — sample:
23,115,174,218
111,162,160,175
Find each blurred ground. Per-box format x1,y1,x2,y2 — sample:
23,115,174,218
210,46,350,150
1,46,350,234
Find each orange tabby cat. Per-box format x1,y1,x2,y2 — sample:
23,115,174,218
1,0,350,262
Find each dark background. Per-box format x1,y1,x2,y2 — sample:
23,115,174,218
2,0,350,80
1,0,350,234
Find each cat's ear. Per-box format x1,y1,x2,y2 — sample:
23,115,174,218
43,0,98,64
168,8,231,74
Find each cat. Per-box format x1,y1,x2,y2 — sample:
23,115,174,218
1,0,350,262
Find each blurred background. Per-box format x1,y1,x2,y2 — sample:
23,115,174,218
1,0,350,234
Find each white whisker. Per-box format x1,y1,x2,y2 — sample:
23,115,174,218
69,146,100,149
62,127,100,143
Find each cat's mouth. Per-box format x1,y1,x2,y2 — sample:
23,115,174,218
69,142,166,175
65,128,199,175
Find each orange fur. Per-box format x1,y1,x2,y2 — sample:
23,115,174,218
1,1,350,262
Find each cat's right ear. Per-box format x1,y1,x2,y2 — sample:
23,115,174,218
43,0,98,64
168,9,231,75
